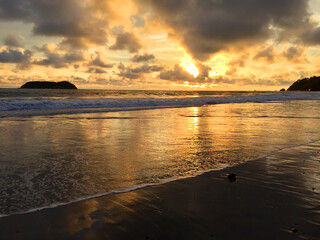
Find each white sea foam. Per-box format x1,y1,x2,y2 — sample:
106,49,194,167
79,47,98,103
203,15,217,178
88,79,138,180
1,92,320,117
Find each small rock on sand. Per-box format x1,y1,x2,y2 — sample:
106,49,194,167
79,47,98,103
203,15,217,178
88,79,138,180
227,173,237,182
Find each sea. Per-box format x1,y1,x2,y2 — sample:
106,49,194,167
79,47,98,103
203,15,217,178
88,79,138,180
1,88,320,217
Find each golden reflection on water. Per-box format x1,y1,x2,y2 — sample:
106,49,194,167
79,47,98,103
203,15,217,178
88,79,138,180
1,100,320,219
42,101,320,194
1,101,320,236
190,107,199,128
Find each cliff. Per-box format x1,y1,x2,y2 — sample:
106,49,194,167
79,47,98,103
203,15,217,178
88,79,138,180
20,81,77,89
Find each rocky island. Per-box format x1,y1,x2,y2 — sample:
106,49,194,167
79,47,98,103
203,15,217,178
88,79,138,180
20,81,77,89
287,76,320,91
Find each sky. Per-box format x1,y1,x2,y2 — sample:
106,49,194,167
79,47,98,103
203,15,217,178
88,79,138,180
1,0,320,90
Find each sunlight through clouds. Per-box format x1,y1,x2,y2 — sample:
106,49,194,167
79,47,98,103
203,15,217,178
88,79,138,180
1,0,320,90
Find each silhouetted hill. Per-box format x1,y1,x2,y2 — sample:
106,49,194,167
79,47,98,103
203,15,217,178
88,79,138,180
21,81,77,89
287,76,320,91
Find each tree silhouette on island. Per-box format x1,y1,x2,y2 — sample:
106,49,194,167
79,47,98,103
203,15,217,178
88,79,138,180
287,76,320,91
20,81,77,89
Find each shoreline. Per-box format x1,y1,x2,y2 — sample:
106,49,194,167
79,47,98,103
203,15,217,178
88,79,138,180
1,137,320,220
0,142,319,239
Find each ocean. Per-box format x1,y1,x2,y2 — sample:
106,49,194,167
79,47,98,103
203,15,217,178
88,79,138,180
1,89,320,217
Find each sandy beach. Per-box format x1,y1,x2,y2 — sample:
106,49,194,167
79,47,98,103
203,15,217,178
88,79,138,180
0,141,319,239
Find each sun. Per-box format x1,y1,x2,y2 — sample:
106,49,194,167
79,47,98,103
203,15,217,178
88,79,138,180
180,57,199,78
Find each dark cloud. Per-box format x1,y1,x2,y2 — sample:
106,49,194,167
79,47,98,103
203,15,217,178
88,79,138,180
300,26,320,45
140,0,311,60
209,76,236,85
229,54,249,68
118,62,125,71
0,48,30,63
255,45,306,63
282,47,304,61
3,34,23,47
70,76,91,84
89,53,113,68
196,63,211,80
118,71,140,79
159,62,214,82
128,64,163,73
0,47,33,69
0,0,110,49
34,44,85,68
226,54,249,75
159,64,195,81
109,32,142,53
87,67,107,74
118,63,163,79
131,53,155,62
254,47,275,62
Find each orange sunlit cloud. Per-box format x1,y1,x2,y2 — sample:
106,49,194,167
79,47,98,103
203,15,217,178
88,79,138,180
1,0,320,90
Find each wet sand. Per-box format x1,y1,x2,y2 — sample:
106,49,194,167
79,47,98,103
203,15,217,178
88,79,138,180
1,142,320,240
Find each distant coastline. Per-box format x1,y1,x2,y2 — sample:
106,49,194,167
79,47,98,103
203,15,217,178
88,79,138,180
20,81,77,89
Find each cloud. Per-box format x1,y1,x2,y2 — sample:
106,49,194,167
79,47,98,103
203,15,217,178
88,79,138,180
0,48,31,62
89,52,113,68
229,54,249,68
254,45,307,63
0,0,110,49
159,64,195,81
159,63,213,82
109,32,142,53
87,67,107,74
158,63,249,87
118,62,126,71
282,46,305,62
300,26,320,46
69,76,91,84
118,63,163,79
131,53,155,62
196,62,211,80
34,44,85,68
131,15,145,28
254,47,276,63
3,34,23,47
140,0,311,60
0,47,33,69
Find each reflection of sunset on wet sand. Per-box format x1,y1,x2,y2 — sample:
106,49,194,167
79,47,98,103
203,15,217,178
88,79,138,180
1,100,320,215
1,140,320,239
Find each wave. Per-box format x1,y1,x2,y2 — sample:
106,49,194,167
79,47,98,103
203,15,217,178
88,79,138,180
1,92,320,117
